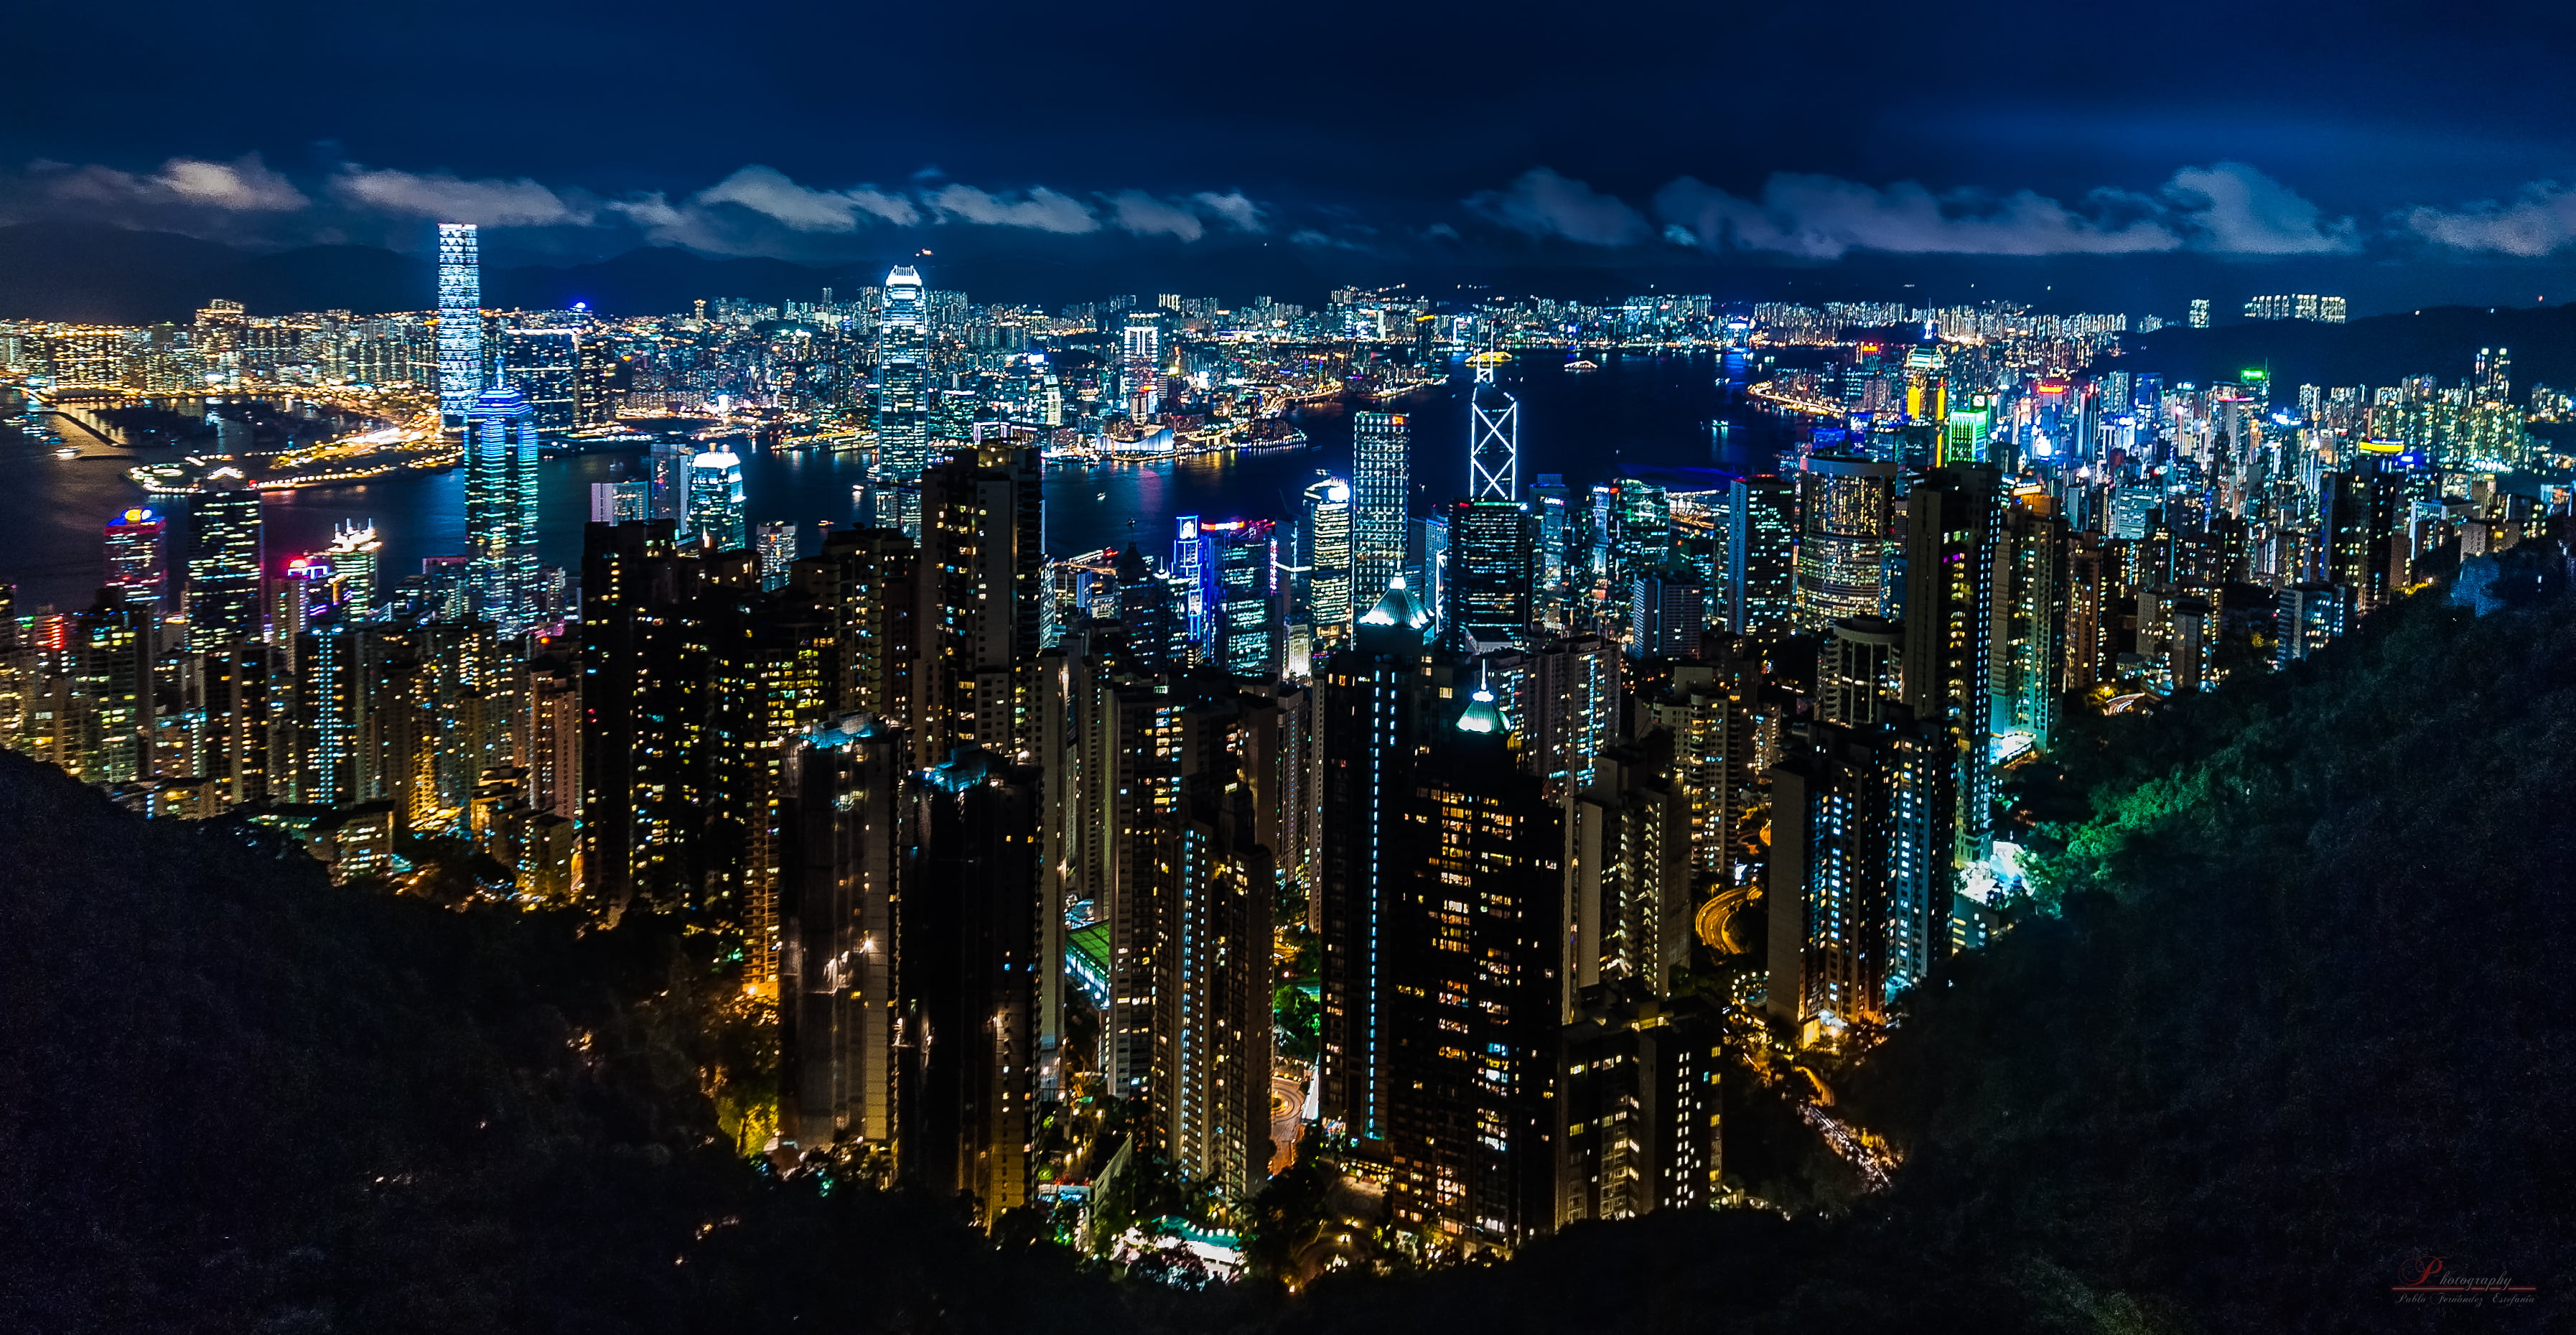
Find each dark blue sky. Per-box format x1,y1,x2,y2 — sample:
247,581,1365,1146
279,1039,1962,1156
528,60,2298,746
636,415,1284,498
9,0,2576,312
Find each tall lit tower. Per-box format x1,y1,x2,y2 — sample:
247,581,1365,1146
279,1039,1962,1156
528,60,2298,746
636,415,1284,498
874,265,929,538
1121,311,1162,420
1352,411,1409,603
437,223,483,431
1468,358,1518,500
102,506,168,611
466,385,540,634
689,450,749,552
1302,475,1354,641
186,481,263,650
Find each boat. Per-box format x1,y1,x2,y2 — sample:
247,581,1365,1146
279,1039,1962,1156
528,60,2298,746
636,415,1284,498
1564,358,1601,373
53,445,79,459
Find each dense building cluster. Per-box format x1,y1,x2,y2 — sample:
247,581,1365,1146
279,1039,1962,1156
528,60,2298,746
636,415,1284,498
8,242,2571,1267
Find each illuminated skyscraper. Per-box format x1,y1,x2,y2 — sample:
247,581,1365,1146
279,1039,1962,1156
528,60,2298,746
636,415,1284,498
1727,475,1796,634
326,521,381,620
102,506,167,611
186,483,263,650
1793,455,1897,630
874,266,928,538
1900,465,2001,869
466,385,541,635
1352,411,1410,604
1301,475,1354,641
1121,312,1162,420
1469,360,1519,500
1443,498,1534,651
689,450,749,552
436,223,483,429
756,521,796,591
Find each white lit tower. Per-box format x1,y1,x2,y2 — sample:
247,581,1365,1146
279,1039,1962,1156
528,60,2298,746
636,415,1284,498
465,385,540,634
1122,311,1162,420
1469,353,1518,500
1351,411,1411,603
437,223,484,432
874,265,929,538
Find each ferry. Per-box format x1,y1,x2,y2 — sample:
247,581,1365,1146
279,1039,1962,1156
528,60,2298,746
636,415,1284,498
53,445,80,459
1564,358,1601,373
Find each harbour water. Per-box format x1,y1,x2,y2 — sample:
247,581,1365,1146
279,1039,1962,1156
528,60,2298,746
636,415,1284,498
0,351,1791,611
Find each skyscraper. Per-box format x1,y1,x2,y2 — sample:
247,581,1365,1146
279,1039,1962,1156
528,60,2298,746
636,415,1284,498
186,483,263,650
1900,465,2001,870
102,507,167,611
1302,475,1355,643
756,521,797,591
778,713,909,1157
326,520,381,621
689,451,749,552
1352,411,1410,605
436,223,482,429
1727,476,1796,634
1121,312,1162,420
467,386,541,635
874,266,929,538
1793,455,1898,630
500,328,579,435
1469,361,1519,500
1442,499,1534,651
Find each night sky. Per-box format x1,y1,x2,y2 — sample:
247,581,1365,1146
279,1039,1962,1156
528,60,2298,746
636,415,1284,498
10,0,2576,311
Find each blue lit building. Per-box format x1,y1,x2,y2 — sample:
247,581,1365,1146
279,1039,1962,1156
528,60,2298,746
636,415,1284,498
689,450,749,552
466,385,541,634
436,223,483,429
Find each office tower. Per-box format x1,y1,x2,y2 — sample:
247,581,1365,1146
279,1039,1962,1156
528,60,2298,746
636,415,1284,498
796,526,919,733
1567,730,1689,1000
1407,516,1450,630
1302,475,1355,642
589,479,649,524
648,439,694,536
777,713,909,1158
688,450,749,552
1727,476,1796,635
1469,360,1519,499
1121,312,1162,419
579,521,718,908
756,521,797,591
1099,684,1185,1112
1444,498,1534,651
1352,411,1410,603
187,484,263,650
1900,465,2001,869
500,329,579,434
73,592,151,784
1109,544,1187,676
1818,615,1903,727
703,575,836,958
1554,991,1722,1226
908,747,1042,1224
1653,638,1768,881
1383,687,1562,1247
1199,519,1278,676
466,386,541,635
1317,578,1433,1148
436,223,482,429
103,506,167,611
1611,480,1674,585
1766,715,1943,1043
574,330,620,426
1943,399,1994,465
326,521,381,620
1992,502,2069,751
1170,516,1210,642
1529,475,1571,597
875,266,930,538
1522,633,1619,797
1628,569,1705,660
1794,456,1898,630
915,445,1043,766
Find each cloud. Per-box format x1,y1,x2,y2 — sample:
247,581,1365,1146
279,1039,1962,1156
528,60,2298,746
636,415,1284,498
331,166,589,226
2403,182,2576,257
690,165,918,230
1465,167,1652,246
1106,190,1203,241
46,154,309,212
1191,190,1264,233
2162,162,2358,254
923,183,1098,233
1653,174,2179,258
